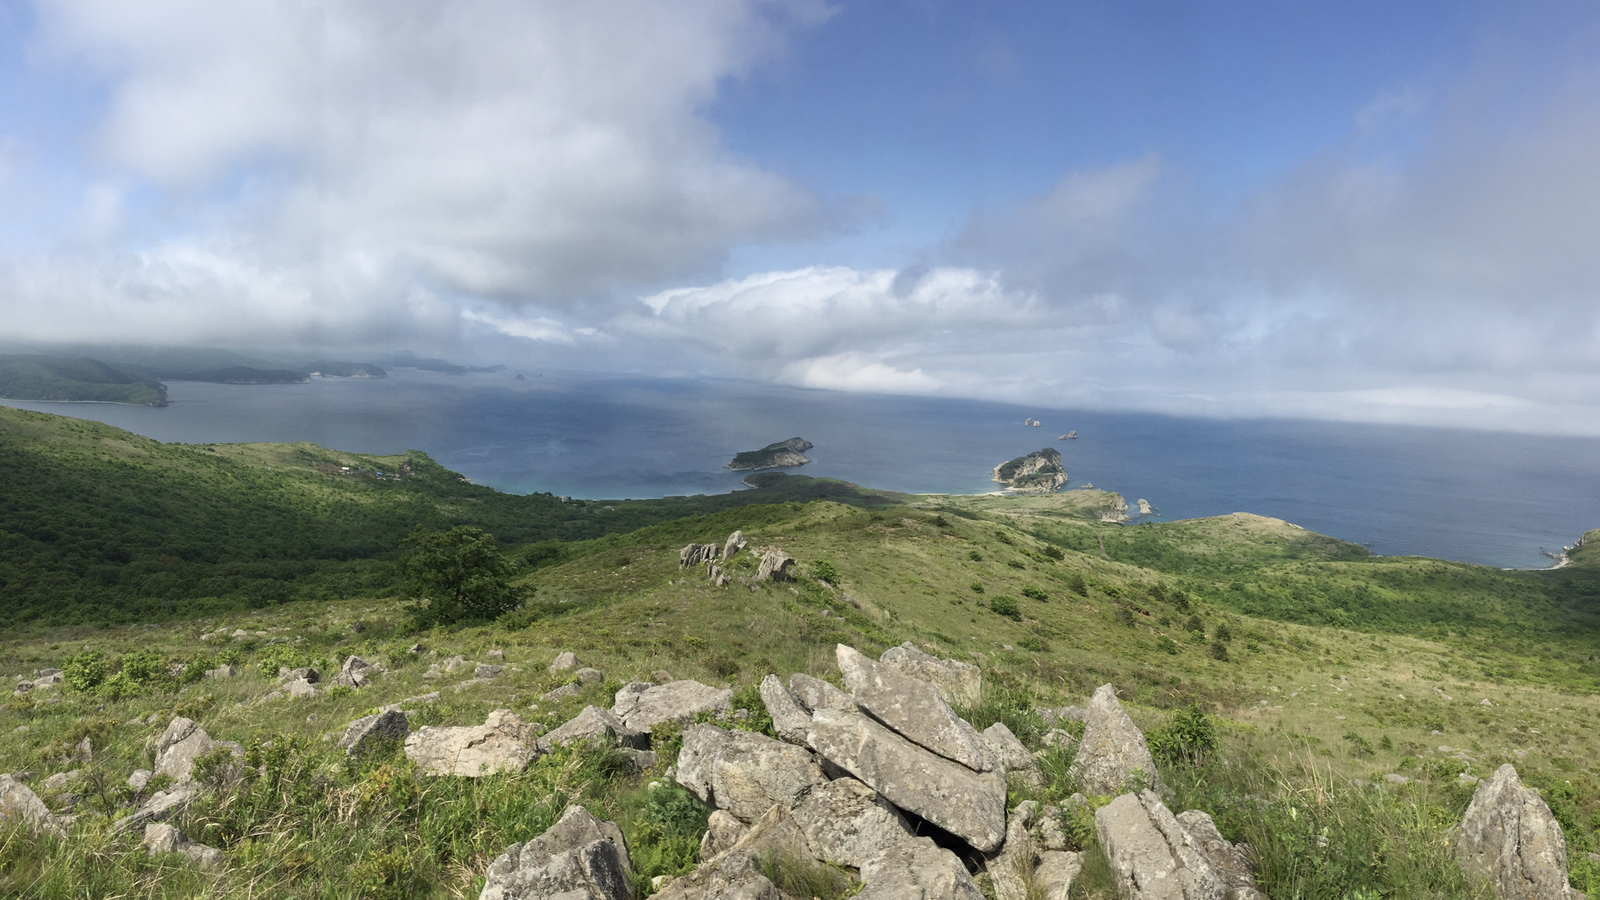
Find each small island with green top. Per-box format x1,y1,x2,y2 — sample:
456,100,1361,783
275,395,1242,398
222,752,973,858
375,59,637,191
725,437,813,470
992,447,1069,493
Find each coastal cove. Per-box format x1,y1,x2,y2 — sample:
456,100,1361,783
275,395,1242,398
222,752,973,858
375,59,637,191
4,367,1598,569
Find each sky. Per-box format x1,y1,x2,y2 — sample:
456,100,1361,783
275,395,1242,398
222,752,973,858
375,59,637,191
3,0,1600,433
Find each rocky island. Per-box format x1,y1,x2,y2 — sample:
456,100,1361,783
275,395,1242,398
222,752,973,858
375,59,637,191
992,447,1069,493
725,437,813,471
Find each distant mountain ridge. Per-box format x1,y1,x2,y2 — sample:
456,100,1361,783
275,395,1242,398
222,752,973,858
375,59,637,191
0,354,168,406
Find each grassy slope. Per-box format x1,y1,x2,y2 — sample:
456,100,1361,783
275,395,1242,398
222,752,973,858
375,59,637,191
0,355,167,405
2,410,1600,895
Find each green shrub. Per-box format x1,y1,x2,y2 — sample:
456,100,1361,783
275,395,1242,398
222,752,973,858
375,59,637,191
1019,636,1051,653
990,595,1020,620
1214,623,1232,643
118,649,168,685
1021,585,1048,601
629,781,711,888
1343,731,1376,757
1041,544,1064,560
1183,615,1204,634
1067,573,1087,595
1007,559,1026,570
61,651,107,693
811,560,839,582
1115,606,1136,627
1148,703,1217,765
1157,636,1179,655
969,550,984,562
970,581,985,594
1209,641,1230,661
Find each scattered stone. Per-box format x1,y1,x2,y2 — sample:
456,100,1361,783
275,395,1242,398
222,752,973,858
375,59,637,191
479,805,633,900
114,785,201,833
1481,698,1493,708
332,655,374,688
675,724,827,824
1042,728,1077,750
1067,685,1165,796
755,551,795,583
806,706,1007,853
380,691,441,714
537,706,646,753
155,718,219,782
484,649,504,661
984,722,1042,785
680,543,720,568
612,680,732,732
723,530,747,561
442,655,469,674
143,823,225,873
127,769,152,792
204,665,234,679
698,809,748,860
837,644,995,772
1175,809,1265,900
1455,764,1576,899
287,678,318,699
0,774,53,829
758,674,813,746
405,710,540,777
475,664,505,680
281,666,320,684
879,641,983,706
338,710,410,757
548,652,581,674
574,667,605,685
40,770,79,793
1096,790,1227,900
1384,774,1411,786
542,683,583,702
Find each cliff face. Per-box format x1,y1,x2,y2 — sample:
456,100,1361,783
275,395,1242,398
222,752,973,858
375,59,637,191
991,448,1068,494
726,437,814,471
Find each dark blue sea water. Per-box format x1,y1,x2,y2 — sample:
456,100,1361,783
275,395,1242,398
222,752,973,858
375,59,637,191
6,367,1599,569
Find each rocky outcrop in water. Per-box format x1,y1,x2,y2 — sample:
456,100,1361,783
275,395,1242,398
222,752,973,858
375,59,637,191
992,448,1069,493
725,437,813,471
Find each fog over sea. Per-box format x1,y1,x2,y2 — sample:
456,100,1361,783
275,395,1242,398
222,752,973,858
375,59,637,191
7,367,1599,570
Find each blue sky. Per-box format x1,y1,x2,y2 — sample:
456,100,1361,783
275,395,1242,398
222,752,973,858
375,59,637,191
3,0,1600,433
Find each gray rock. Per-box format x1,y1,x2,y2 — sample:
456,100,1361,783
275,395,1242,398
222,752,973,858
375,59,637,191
789,672,856,712
1455,763,1576,899
127,769,152,792
1035,851,1086,900
1042,728,1077,749
1385,774,1411,785
789,777,913,868
537,706,646,752
479,805,632,900
984,722,1042,785
991,801,1039,900
332,655,375,688
1067,685,1165,796
836,644,995,772
858,835,985,900
806,706,1007,853
287,678,318,699
758,674,813,746
405,710,540,777
1095,790,1226,900
611,680,732,732
114,785,201,833
698,808,748,860
879,641,983,706
281,666,320,684
652,804,805,900
1038,706,1088,725
338,710,410,757
0,774,53,829
154,718,217,782
574,667,605,685
143,823,225,872
680,543,719,568
484,649,505,661
618,749,658,773
675,724,827,824
1174,810,1264,900
204,665,234,679
40,770,80,793
442,655,469,674
755,551,795,582
380,691,441,714
723,530,747,561
542,683,584,703
475,664,504,680
549,652,580,674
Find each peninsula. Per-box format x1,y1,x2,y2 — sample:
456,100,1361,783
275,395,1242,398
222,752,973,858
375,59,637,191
991,446,1069,493
725,436,813,470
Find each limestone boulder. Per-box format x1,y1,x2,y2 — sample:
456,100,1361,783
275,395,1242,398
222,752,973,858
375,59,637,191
755,551,795,582
652,803,811,900
991,801,1041,900
698,809,748,860
479,805,633,900
858,835,984,900
574,667,605,685
338,710,410,757
1455,764,1576,899
155,717,219,782
0,774,53,829
723,531,747,561
1068,685,1165,795
611,680,731,732
287,678,318,699
332,655,375,688
680,544,719,568
143,823,225,873
836,644,995,772
1095,791,1226,900
758,674,813,746
675,724,827,824
806,706,1007,853
549,652,581,674
114,784,201,833
1174,810,1264,900
405,710,539,777
1035,851,1086,900
789,777,913,868
879,641,982,706
542,683,583,703
984,722,1042,785
789,673,855,713
537,706,646,753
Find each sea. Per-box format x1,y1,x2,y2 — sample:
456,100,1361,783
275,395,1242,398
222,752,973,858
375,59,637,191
6,366,1599,570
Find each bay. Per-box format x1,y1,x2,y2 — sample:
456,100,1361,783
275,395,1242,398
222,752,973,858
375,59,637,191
5,366,1598,569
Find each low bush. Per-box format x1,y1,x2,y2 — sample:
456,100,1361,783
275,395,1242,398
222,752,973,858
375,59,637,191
990,595,1020,620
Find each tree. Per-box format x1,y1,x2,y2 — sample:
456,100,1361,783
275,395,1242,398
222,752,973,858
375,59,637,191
400,526,519,625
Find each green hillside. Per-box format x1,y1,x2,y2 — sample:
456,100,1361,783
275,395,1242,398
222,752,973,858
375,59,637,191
0,354,168,405
1,405,1599,897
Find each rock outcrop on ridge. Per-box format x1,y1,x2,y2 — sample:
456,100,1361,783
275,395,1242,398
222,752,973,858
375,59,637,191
1454,763,1578,899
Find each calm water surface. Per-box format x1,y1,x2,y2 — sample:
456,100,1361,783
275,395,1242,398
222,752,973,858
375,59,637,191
7,368,1598,569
